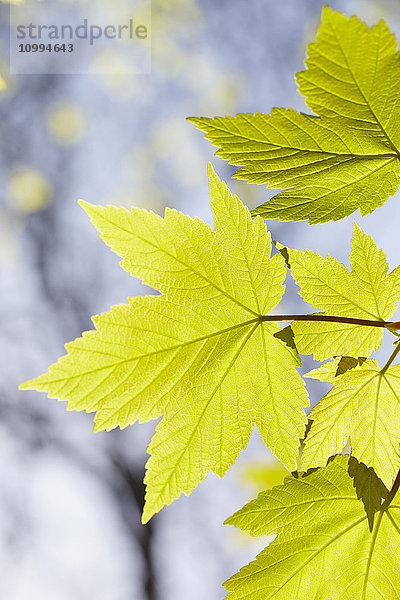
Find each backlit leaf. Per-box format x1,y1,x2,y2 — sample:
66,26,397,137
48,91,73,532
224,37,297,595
303,359,400,488
288,223,400,360
189,8,400,223
20,165,308,522
224,456,400,599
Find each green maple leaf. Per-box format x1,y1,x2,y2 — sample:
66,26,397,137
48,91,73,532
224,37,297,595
224,455,400,599
287,223,400,361
20,165,308,522
303,358,400,488
189,8,400,224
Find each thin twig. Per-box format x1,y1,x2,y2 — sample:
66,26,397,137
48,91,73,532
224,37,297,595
259,314,400,329
380,341,400,375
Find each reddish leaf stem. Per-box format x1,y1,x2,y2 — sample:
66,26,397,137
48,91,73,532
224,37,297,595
260,314,400,329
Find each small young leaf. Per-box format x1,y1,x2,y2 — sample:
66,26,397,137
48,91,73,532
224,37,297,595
288,223,400,360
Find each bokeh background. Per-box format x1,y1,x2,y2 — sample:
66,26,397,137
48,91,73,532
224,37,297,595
1,1,400,598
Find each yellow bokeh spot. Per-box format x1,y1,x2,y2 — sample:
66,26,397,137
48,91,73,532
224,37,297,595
152,120,184,159
240,460,289,492
48,103,86,145
7,168,52,213
93,50,141,99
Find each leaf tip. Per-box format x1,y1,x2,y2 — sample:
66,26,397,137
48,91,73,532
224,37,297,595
78,199,97,218
207,161,218,180
19,379,34,391
321,4,337,22
186,115,210,129
321,4,333,15
141,503,155,525
92,421,105,434
19,372,47,392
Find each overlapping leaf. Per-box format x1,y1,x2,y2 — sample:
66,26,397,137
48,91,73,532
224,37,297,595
224,455,400,599
189,8,400,223
20,166,308,522
303,358,400,488
287,223,400,360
